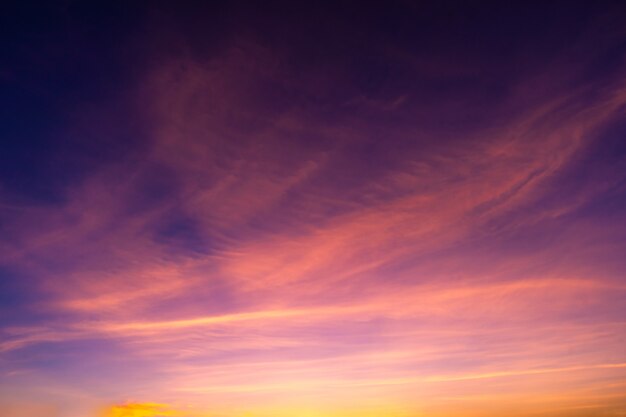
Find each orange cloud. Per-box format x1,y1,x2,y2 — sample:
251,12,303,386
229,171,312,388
104,403,178,417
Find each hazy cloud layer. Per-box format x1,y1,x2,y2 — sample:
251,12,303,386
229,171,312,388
1,2,626,417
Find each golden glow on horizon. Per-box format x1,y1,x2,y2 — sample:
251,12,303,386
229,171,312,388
104,403,178,417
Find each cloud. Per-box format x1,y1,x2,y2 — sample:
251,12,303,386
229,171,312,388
1,8,626,417
104,403,178,417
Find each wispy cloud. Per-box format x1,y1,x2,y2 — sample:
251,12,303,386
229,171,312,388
1,7,626,416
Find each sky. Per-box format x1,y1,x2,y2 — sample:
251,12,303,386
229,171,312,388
1,1,626,417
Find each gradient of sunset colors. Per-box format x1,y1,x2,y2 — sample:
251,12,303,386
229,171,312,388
1,2,626,417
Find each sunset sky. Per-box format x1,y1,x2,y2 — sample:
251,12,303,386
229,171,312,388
1,2,626,417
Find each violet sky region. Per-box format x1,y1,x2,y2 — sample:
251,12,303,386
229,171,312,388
1,2,626,417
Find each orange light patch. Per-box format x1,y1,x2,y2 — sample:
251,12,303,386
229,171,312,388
105,403,178,417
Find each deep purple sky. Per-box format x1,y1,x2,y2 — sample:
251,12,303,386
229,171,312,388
1,2,626,417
